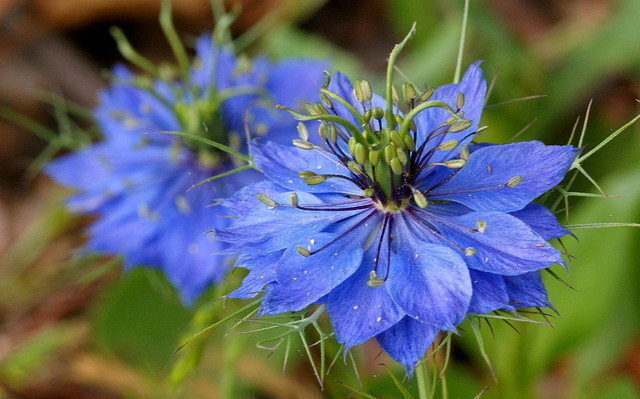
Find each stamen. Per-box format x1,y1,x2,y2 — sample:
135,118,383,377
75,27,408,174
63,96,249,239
302,210,379,256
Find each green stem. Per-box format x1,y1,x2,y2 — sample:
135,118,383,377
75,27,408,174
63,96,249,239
110,27,160,77
416,362,430,399
219,332,244,399
152,130,252,162
398,100,459,137
453,0,470,84
385,23,417,127
188,163,255,191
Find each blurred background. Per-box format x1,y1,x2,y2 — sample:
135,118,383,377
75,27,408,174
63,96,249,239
1,0,639,397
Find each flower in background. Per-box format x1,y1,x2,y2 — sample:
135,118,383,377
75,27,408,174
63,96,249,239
47,33,327,304
217,61,579,374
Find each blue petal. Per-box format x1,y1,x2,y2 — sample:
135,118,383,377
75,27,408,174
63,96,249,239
510,203,570,240
326,250,405,348
221,180,288,215
425,210,564,275
429,141,579,212
504,272,551,308
260,221,373,315
250,140,362,195
387,217,471,329
267,59,328,111
468,269,512,313
376,317,440,376
414,62,487,164
228,251,283,299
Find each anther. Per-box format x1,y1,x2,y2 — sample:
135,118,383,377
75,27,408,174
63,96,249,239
464,247,477,256
292,139,314,150
354,143,367,165
297,247,311,257
348,161,364,175
403,134,416,151
369,149,381,166
372,107,384,121
321,93,333,109
363,187,375,197
506,176,523,187
297,122,309,141
257,194,279,207
449,119,473,133
289,192,299,206
413,190,428,208
443,159,466,169
460,145,470,160
390,130,405,149
397,149,408,166
299,171,328,185
390,157,403,175
420,88,434,102
367,270,386,287
476,219,487,233
384,144,397,164
402,83,417,103
437,139,459,151
456,92,465,110
392,84,400,104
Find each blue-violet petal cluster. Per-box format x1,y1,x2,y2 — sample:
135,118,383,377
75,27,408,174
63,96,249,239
47,34,326,304
218,63,579,373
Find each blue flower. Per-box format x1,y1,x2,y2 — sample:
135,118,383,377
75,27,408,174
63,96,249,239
46,34,327,304
217,62,579,373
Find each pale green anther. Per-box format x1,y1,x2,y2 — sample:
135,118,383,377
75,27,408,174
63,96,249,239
420,88,434,102
307,102,328,116
476,219,487,233
364,162,374,179
321,93,333,109
397,149,408,165
409,120,417,132
290,192,299,206
372,107,384,120
297,247,311,257
445,116,457,126
257,193,278,207
354,80,372,102
460,145,470,160
381,129,390,143
329,125,338,142
507,175,523,187
384,144,397,164
390,157,403,175
296,123,309,141
354,143,367,165
363,110,373,122
319,123,330,139
367,270,386,287
292,139,314,150
369,149,381,166
437,139,459,151
444,159,466,169
392,84,400,104
348,161,363,175
464,247,477,256
133,76,153,89
348,137,356,155
390,130,405,149
449,119,473,133
175,195,191,214
304,175,328,185
403,134,416,150
305,103,317,115
402,83,418,102
413,190,428,208
363,187,375,197
456,92,465,110
395,114,405,127
477,125,489,133
299,171,316,179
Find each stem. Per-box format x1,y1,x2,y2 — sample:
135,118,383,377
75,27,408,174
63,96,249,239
385,23,417,127
416,362,430,399
219,333,244,399
150,130,252,162
398,100,459,138
453,0,470,84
